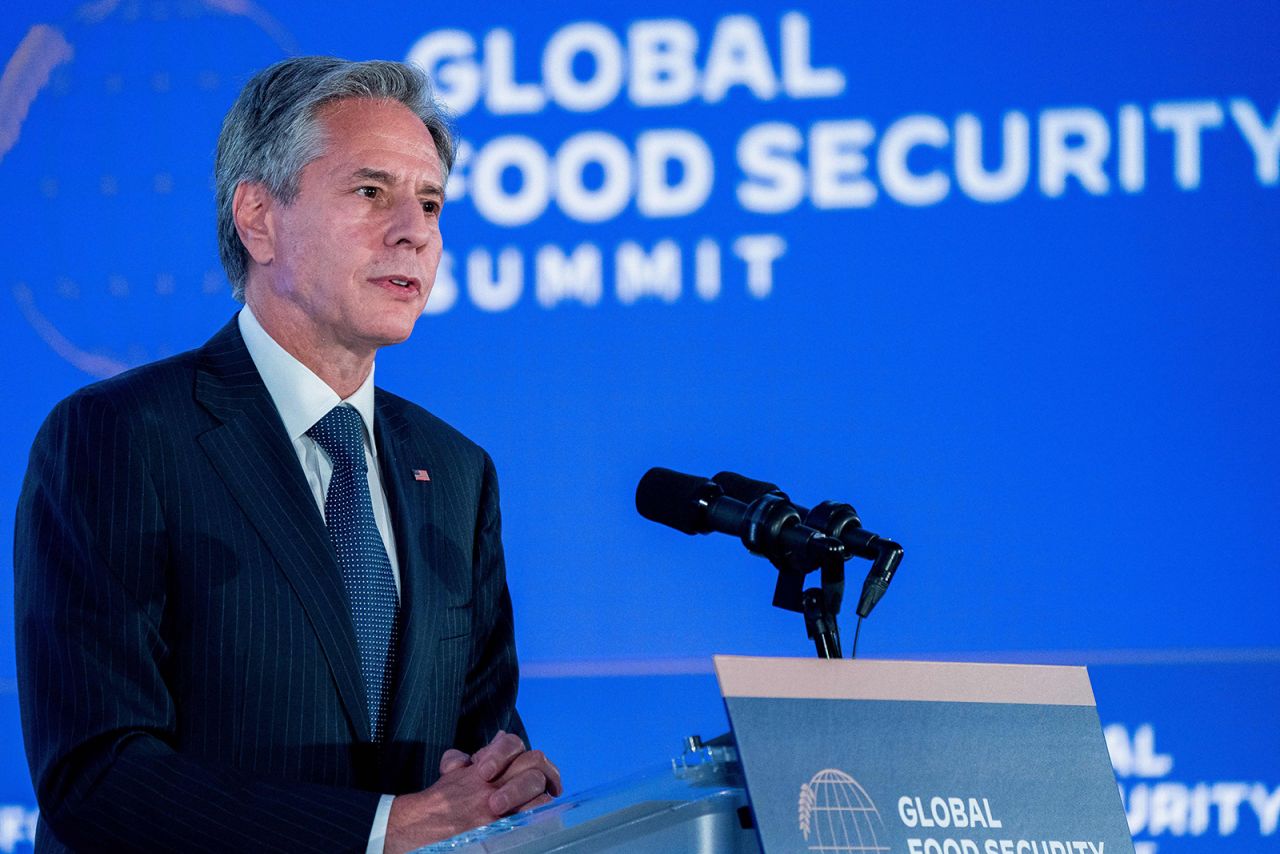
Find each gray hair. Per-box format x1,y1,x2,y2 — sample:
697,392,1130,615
214,56,455,301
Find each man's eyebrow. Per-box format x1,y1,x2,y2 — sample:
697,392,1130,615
352,167,445,198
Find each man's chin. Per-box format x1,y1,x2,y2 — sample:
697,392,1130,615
371,317,421,349
369,298,431,345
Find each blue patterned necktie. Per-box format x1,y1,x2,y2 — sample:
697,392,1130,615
306,404,399,742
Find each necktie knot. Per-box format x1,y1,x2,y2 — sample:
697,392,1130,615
307,405,367,472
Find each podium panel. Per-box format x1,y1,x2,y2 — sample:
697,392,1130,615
718,656,1134,854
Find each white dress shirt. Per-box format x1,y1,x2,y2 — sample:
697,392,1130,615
237,306,397,853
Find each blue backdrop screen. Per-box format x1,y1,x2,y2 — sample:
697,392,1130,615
1,2,1276,851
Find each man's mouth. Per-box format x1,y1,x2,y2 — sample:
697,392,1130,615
372,275,421,294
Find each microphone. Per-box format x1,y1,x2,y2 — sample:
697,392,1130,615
712,472,904,619
854,544,902,618
635,467,846,570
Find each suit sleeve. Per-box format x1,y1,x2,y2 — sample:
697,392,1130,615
14,391,380,853
452,452,527,753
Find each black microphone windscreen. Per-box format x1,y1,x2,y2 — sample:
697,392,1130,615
635,467,716,535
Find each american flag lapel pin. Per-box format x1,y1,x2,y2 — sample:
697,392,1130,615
413,468,431,482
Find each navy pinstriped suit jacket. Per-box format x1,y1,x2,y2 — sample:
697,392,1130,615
15,316,525,852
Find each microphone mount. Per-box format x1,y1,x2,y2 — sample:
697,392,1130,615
708,473,904,659
635,467,904,660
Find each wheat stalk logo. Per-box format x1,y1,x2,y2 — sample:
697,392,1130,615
798,781,816,840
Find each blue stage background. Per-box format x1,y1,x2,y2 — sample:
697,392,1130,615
2,1,1277,851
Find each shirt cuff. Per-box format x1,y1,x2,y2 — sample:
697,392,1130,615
367,794,396,854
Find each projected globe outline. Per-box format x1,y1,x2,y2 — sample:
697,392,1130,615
1,0,295,379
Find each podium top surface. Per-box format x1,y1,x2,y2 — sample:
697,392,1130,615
714,655,1096,706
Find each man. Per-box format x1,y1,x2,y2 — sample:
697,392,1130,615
14,56,559,853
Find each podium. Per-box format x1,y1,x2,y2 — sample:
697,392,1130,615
415,658,1133,853
415,737,759,853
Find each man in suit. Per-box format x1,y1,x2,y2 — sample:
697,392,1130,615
14,57,560,853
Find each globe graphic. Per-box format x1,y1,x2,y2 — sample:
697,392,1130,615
1,0,294,379
798,769,889,853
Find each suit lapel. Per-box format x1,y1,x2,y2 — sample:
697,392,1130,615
193,317,371,743
375,394,468,750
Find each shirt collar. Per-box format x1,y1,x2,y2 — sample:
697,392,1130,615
238,305,378,456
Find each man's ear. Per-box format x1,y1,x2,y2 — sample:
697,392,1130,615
232,182,276,266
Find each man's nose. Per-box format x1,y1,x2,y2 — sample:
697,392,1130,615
386,195,434,248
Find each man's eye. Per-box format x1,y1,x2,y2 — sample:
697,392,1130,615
422,200,440,215
356,186,379,198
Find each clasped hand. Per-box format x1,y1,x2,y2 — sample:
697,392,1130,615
386,731,562,853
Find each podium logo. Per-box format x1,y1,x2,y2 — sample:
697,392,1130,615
799,768,890,852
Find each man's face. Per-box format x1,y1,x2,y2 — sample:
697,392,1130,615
253,97,445,356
